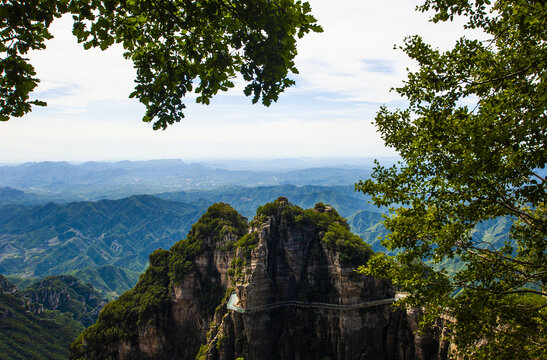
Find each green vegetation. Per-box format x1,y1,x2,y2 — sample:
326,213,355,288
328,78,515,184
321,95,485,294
1,0,321,128
197,287,236,360
256,199,372,268
0,275,85,360
187,202,248,244
256,199,349,232
322,223,373,266
168,238,204,284
71,248,171,359
357,0,546,358
4,276,38,290
70,265,140,300
194,204,258,359
235,233,259,260
169,202,248,283
0,292,80,360
0,195,200,294
225,232,258,285
19,274,105,328
71,203,248,359
182,204,250,317
196,274,224,318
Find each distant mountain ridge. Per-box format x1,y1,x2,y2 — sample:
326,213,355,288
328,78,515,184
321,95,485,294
0,195,201,283
0,184,511,298
0,160,372,203
156,184,382,218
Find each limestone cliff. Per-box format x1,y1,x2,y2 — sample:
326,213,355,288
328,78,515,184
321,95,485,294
19,274,106,327
71,199,446,360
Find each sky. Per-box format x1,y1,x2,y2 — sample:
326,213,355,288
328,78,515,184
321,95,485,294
0,0,474,163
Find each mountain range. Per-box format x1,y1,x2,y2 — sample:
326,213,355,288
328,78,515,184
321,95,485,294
0,160,373,203
1,178,512,299
0,184,389,296
0,159,513,360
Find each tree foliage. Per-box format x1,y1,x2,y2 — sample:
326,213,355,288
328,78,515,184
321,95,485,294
322,222,373,266
0,0,322,129
356,0,546,358
70,202,250,359
169,202,248,283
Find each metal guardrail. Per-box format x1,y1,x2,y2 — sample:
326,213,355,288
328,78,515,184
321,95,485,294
226,293,399,314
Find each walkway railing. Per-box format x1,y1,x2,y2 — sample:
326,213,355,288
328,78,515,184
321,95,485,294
226,293,402,314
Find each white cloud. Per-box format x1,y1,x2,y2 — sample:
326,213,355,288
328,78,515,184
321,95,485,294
28,1,474,110
28,16,137,111
293,0,481,102
1,0,480,162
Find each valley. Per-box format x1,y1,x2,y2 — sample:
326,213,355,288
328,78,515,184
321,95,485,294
0,161,513,360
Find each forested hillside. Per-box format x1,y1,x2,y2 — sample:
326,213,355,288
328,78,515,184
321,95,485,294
0,196,201,295
0,185,512,299
0,274,105,360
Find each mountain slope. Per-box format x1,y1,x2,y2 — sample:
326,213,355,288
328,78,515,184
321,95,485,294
0,274,100,360
19,275,106,327
0,195,201,282
0,292,78,360
71,200,445,360
157,184,381,218
70,265,140,300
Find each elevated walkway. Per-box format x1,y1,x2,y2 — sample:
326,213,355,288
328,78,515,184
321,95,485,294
227,293,405,314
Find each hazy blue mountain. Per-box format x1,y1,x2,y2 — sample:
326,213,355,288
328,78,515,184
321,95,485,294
0,160,374,203
435,217,514,274
347,210,514,263
472,217,512,248
70,265,140,300
196,157,397,171
0,187,75,206
347,210,389,252
157,184,381,218
0,187,29,203
0,195,201,282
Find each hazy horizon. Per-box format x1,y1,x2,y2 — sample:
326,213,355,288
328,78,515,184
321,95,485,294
0,156,400,170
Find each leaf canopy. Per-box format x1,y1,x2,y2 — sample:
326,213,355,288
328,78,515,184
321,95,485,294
0,0,322,129
356,0,546,358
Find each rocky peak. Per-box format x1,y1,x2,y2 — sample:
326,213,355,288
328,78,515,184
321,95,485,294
19,274,106,327
71,200,446,360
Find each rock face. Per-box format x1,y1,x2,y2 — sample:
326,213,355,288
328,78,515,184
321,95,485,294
72,199,446,360
20,274,106,327
0,274,18,294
